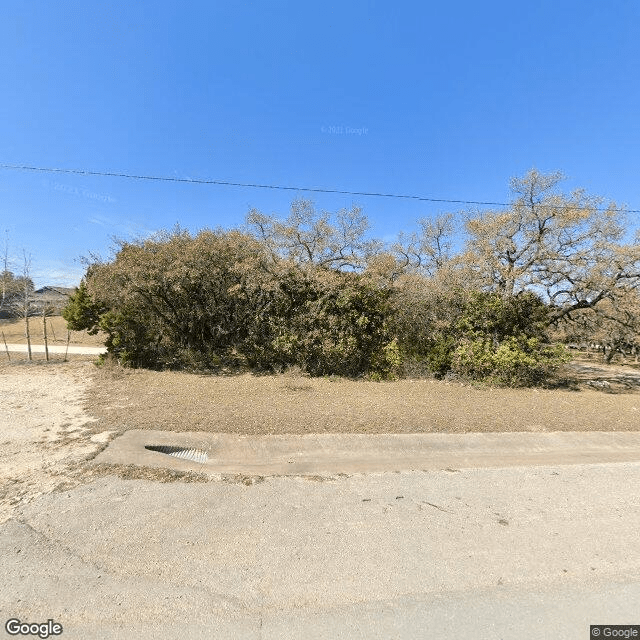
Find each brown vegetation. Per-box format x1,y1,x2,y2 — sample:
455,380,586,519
84,358,640,437
0,315,106,348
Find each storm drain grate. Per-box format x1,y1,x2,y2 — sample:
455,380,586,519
145,445,208,464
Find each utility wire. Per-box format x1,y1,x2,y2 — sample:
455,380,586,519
1,162,638,214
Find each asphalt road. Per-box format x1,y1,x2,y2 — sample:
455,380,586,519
1,461,639,639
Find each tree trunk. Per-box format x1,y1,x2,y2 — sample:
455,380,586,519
25,314,32,361
605,341,621,364
2,330,9,361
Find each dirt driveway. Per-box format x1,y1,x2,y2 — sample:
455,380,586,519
0,362,112,523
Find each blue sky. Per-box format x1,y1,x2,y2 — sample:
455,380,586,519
1,0,639,287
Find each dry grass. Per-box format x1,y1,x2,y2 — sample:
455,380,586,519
84,357,640,436
0,315,106,347
3,340,638,436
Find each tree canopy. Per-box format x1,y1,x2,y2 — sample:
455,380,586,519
66,168,640,383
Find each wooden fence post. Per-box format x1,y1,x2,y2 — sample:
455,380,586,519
25,314,32,361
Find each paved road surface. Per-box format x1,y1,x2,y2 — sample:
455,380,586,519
1,461,639,639
3,343,106,354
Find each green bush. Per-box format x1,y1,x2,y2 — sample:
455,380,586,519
451,335,569,386
393,288,568,385
239,266,399,378
97,308,159,368
75,229,399,378
74,229,278,369
455,290,550,342
62,280,105,334
420,334,458,378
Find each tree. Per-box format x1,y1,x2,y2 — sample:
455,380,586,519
0,233,35,318
237,264,399,377
74,226,400,377
63,280,105,334
388,213,456,278
65,169,638,385
555,288,640,362
380,170,625,381
246,199,381,271
77,227,275,368
0,231,9,315
7,251,36,360
463,169,640,325
389,280,567,384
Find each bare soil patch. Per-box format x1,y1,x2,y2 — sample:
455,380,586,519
0,360,110,523
566,355,640,391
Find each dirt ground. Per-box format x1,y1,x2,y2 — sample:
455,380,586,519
1,352,639,525
0,361,110,523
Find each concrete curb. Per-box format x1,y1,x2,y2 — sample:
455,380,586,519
93,429,640,476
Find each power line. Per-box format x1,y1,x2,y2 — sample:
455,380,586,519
1,162,638,214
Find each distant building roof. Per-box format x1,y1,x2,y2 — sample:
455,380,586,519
34,286,76,296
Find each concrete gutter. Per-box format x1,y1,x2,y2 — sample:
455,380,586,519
93,430,640,476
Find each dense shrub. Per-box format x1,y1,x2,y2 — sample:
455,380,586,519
455,290,550,342
66,229,400,378
238,265,400,378
451,335,570,386
387,272,473,370
65,225,569,384
63,280,106,335
65,228,275,369
392,288,569,385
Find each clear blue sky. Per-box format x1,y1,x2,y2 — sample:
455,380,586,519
1,0,639,287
